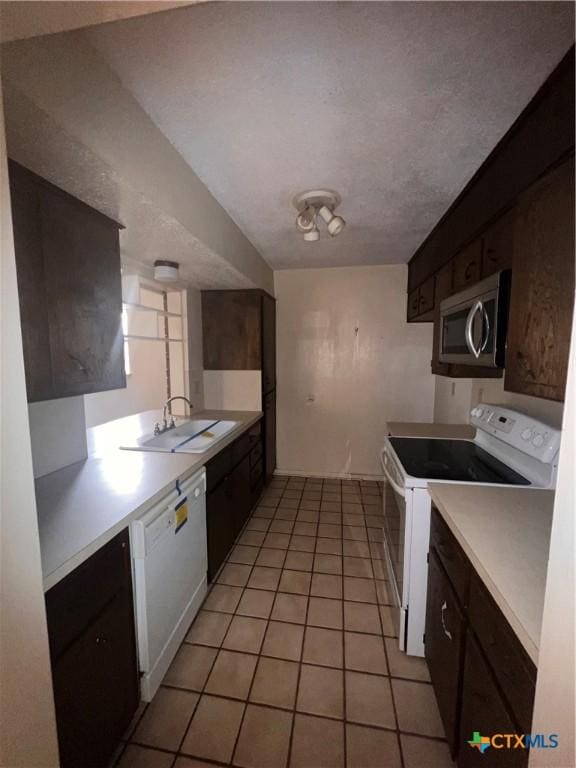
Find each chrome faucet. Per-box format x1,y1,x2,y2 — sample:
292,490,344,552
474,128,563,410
154,396,194,435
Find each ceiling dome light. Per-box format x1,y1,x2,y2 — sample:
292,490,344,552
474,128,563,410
154,260,180,282
292,190,346,242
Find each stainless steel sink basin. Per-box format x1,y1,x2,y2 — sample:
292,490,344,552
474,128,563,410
121,419,239,454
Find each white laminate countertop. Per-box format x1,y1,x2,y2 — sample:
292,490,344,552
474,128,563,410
386,421,475,440
428,483,555,665
36,409,262,592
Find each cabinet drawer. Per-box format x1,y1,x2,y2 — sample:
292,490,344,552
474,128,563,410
46,529,130,661
231,432,251,466
468,574,536,732
407,287,420,320
459,633,528,768
250,440,263,467
453,240,482,291
206,447,232,493
250,458,263,488
430,508,470,606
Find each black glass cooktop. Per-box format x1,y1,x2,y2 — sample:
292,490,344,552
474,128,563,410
388,438,530,486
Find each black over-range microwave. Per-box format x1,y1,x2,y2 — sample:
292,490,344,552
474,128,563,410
439,270,511,368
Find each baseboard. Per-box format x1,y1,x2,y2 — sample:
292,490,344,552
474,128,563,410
273,468,383,481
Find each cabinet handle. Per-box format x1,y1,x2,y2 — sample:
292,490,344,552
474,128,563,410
95,636,108,645
516,351,536,380
68,352,89,374
441,601,453,641
464,262,476,281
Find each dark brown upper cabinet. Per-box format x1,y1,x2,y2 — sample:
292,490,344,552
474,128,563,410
9,161,125,402
201,289,276,395
505,157,575,401
481,208,514,279
452,240,482,293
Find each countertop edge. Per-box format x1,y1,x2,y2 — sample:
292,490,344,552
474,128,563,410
428,485,540,665
41,410,262,592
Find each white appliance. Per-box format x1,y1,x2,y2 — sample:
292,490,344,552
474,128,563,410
379,405,561,658
131,468,207,701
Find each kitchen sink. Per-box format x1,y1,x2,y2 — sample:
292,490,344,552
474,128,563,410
121,419,239,453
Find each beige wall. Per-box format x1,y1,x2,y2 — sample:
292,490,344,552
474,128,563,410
203,371,262,411
275,265,435,477
530,307,575,767
434,375,564,428
0,70,59,768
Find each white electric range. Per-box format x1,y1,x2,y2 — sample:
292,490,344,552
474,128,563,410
379,404,561,657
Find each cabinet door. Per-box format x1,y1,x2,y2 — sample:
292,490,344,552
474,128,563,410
407,287,420,321
481,209,514,279
264,390,276,484
459,634,528,768
202,291,262,370
505,159,575,401
230,454,252,536
418,275,435,319
425,552,466,755
453,240,482,292
41,189,125,397
52,590,139,768
262,292,276,394
206,478,235,581
9,162,54,401
431,262,453,375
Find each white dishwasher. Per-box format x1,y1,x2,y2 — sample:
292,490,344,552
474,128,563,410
131,468,207,701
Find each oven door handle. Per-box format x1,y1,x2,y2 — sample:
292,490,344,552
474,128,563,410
465,300,483,359
379,448,406,498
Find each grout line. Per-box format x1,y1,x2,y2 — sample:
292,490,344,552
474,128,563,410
129,477,447,768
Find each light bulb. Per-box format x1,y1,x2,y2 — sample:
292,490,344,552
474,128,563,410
296,206,316,233
303,228,320,242
318,205,346,237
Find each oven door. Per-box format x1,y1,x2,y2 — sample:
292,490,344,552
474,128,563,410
380,444,410,650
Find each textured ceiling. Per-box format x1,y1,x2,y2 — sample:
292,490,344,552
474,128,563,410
87,2,574,270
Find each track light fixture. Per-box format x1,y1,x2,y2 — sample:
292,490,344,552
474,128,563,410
293,190,346,242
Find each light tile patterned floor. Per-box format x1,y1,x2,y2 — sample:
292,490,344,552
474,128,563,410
115,476,454,768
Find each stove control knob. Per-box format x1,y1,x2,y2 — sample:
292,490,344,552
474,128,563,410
521,428,533,441
473,407,482,418
532,433,544,448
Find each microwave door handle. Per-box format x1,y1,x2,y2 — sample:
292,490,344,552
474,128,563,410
465,301,482,359
480,304,490,352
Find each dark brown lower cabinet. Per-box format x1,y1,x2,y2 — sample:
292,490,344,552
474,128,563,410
459,635,528,768
231,454,252,537
206,423,264,580
45,529,138,768
425,551,466,756
206,477,236,581
264,389,277,483
426,508,535,767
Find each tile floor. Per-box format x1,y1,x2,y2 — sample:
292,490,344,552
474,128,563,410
115,475,454,768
